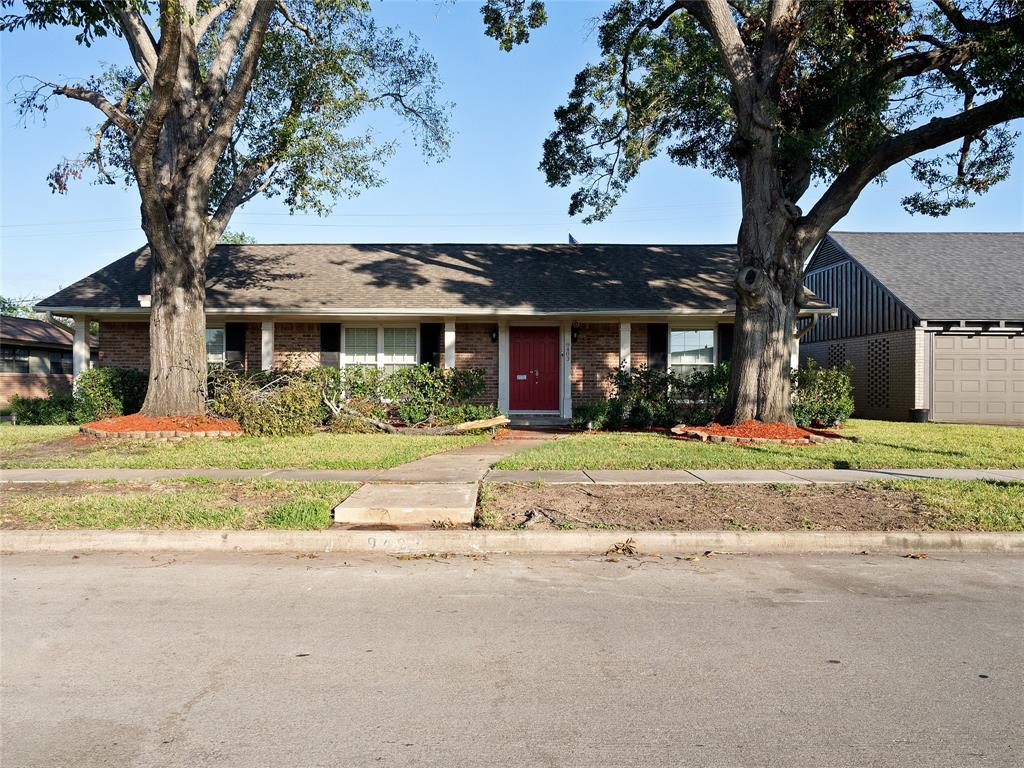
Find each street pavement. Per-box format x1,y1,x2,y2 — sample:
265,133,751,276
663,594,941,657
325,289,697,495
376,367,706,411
2,552,1022,767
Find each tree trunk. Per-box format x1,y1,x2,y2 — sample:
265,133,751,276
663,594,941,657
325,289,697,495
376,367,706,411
140,239,208,417
718,268,797,424
717,150,806,425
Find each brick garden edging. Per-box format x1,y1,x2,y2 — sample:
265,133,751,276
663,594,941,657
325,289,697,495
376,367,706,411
671,428,849,446
80,426,242,441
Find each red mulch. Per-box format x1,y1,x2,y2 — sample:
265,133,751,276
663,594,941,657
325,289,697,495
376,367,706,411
81,413,242,434
682,419,842,441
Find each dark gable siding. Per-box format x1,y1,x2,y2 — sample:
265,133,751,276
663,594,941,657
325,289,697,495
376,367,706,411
803,259,916,344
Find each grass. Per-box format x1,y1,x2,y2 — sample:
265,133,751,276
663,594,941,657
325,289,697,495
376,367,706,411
0,424,488,470
0,478,357,530
495,419,1024,470
884,479,1024,532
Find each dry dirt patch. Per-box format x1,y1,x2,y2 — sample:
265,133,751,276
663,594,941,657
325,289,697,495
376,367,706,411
481,483,945,531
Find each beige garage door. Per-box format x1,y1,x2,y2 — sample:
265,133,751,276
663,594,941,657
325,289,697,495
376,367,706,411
931,334,1024,425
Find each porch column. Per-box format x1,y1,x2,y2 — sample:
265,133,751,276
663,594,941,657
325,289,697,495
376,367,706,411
444,318,456,369
261,321,274,371
619,321,631,371
497,320,510,414
560,320,573,419
72,314,90,378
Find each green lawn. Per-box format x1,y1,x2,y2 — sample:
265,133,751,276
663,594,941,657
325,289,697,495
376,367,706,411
0,424,488,469
0,478,357,530
495,419,1024,470
885,479,1024,532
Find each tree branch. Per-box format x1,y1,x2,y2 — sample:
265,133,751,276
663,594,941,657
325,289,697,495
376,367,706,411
274,0,316,44
799,94,1024,245
53,84,138,136
760,0,800,83
203,0,259,110
194,1,274,186
195,0,233,39
932,0,1024,35
104,1,158,84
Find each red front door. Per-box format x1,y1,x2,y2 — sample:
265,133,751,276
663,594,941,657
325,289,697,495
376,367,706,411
509,327,560,411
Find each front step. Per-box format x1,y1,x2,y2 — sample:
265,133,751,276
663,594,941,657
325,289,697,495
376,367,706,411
507,415,571,428
333,482,478,526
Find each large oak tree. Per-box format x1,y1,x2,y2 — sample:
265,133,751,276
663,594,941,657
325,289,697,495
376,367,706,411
483,0,1023,423
3,0,450,416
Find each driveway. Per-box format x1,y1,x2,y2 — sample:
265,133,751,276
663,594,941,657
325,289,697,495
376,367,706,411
2,552,1022,767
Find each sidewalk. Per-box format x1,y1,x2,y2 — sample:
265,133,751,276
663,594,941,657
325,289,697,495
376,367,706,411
4,466,1022,484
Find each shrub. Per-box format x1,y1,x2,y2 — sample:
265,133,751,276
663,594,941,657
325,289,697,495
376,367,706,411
74,367,148,422
9,390,77,425
600,363,730,430
208,368,324,436
791,359,854,427
380,365,491,426
571,400,610,430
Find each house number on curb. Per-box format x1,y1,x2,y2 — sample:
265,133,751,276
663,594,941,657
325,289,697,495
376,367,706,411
366,536,424,550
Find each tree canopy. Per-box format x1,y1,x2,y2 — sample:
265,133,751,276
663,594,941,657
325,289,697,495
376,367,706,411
483,0,1022,226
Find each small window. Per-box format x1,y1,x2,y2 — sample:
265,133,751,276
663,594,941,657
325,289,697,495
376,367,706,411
670,329,715,379
0,346,30,374
381,328,417,373
344,327,378,367
29,349,51,375
49,350,73,375
205,327,226,367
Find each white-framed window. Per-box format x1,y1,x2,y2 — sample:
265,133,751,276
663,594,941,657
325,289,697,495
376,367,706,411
343,327,378,367
381,327,417,373
205,327,226,367
343,325,419,372
670,328,715,379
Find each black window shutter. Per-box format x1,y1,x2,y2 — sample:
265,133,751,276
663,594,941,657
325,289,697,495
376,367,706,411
419,323,442,367
225,323,246,368
648,323,669,371
320,323,341,368
717,323,734,363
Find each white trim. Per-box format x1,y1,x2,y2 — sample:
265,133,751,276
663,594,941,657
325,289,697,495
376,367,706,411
261,321,274,371
497,320,510,414
72,315,90,379
39,306,837,320
444,318,456,369
619,321,631,371
560,320,573,419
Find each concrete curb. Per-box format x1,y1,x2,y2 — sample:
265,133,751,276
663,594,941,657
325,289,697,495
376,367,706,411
3,529,1022,556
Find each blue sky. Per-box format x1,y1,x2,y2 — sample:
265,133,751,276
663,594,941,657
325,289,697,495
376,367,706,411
2,1,1022,300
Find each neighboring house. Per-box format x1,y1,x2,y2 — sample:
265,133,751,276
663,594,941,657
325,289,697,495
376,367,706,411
0,315,97,408
800,232,1024,425
35,243,831,420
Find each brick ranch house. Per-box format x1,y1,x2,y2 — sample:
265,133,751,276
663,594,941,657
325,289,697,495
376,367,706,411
37,242,834,421
801,232,1024,425
0,315,96,408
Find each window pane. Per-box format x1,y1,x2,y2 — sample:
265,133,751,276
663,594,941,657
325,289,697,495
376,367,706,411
344,327,378,366
382,327,416,371
205,328,225,366
670,329,715,374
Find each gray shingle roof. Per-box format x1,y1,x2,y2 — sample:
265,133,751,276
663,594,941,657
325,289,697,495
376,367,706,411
825,232,1024,321
0,314,92,347
37,243,831,315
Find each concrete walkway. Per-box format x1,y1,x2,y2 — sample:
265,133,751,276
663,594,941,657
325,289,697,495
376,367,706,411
3,466,1022,485
486,467,1024,484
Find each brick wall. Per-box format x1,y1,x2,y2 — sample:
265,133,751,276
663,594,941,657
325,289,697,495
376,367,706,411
630,323,649,369
800,328,918,421
455,323,498,404
571,322,619,404
0,373,72,408
244,322,262,371
273,323,320,370
98,322,149,369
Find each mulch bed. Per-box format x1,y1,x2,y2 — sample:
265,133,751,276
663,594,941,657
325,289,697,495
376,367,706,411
81,413,242,440
672,419,848,445
484,483,943,532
